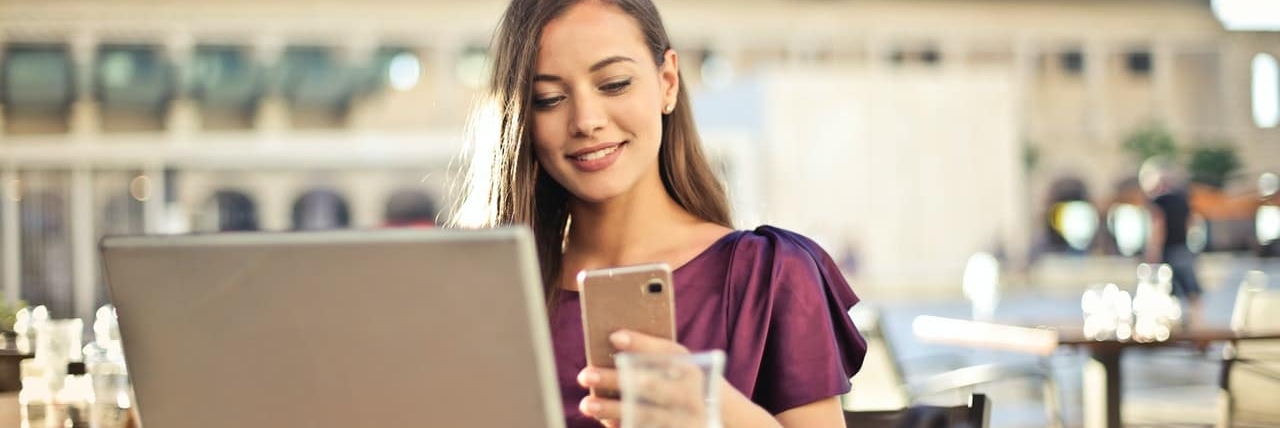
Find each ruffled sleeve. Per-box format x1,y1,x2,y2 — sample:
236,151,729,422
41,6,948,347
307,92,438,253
721,226,867,415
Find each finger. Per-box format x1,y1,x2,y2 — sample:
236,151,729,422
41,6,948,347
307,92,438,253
600,420,620,428
578,366,621,392
610,330,688,354
580,396,623,421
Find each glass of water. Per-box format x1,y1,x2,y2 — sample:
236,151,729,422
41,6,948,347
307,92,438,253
615,350,726,428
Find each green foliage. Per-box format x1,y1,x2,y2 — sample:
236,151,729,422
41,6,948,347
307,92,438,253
1187,144,1242,189
1121,123,1178,164
0,297,27,331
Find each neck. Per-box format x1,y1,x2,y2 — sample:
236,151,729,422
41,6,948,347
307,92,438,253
566,176,696,268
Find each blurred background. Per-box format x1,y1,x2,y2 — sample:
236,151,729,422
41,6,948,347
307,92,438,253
0,0,1278,426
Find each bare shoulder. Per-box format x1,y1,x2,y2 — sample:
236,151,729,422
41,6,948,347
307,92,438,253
694,222,736,246
663,222,734,270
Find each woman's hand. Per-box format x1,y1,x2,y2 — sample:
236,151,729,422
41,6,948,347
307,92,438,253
577,330,710,428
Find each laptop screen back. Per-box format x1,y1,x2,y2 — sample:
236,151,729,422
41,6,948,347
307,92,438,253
101,227,563,428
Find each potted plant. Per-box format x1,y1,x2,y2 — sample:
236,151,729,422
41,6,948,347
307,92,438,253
1187,143,1242,189
0,296,26,392
0,296,27,343
1121,122,1178,165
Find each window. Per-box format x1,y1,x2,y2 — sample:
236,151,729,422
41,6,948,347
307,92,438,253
18,173,74,317
920,48,940,65
1126,51,1152,75
1045,176,1093,253
196,190,258,232
384,189,438,227
886,46,940,67
888,49,906,65
1,44,75,133
1061,50,1084,75
191,45,260,129
366,47,420,93
1107,204,1149,256
96,45,174,131
277,46,355,127
291,189,350,230
1253,53,1279,128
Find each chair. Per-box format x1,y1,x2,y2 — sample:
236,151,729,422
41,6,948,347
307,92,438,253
845,393,990,428
1218,270,1280,427
844,305,1063,428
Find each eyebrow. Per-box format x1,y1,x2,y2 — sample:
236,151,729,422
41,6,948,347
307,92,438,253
533,55,637,83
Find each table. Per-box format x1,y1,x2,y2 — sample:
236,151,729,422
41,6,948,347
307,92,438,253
912,316,1280,428
1,345,32,393
1057,328,1280,428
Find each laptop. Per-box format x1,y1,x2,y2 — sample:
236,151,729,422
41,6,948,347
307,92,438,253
100,227,565,428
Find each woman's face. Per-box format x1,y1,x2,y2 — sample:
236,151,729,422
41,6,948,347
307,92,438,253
531,0,679,204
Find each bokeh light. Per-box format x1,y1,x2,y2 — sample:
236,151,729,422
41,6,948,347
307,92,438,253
388,52,421,91
1053,201,1099,251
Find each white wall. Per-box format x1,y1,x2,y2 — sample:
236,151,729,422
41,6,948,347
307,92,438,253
757,67,1024,294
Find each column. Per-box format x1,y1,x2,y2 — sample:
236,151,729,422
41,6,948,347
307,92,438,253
1151,41,1176,126
430,38,461,126
1010,37,1038,272
347,172,387,229
0,35,7,134
866,34,890,75
253,35,288,139
1013,38,1038,120
257,173,291,232
143,163,168,234
70,165,95,322
340,34,377,130
2,168,20,305
69,32,100,142
1085,39,1111,144
942,38,968,75
165,33,200,141
1218,36,1248,138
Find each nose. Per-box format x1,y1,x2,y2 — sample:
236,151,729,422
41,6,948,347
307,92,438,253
570,93,607,138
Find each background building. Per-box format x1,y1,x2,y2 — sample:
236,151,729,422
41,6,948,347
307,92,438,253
1,0,1277,322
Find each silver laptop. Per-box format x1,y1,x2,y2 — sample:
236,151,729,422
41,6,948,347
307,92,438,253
100,227,565,428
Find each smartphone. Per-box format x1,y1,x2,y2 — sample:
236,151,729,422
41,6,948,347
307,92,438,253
578,262,677,398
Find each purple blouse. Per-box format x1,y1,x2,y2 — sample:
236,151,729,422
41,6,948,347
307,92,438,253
550,226,867,427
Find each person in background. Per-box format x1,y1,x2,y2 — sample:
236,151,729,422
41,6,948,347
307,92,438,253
452,0,867,426
1140,156,1204,327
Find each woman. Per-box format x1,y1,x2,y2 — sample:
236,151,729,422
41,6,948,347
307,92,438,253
455,0,866,426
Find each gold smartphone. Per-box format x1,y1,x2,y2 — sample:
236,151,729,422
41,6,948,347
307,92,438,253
578,262,677,398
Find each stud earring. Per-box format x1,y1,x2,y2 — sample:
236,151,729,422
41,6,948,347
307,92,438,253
663,103,674,114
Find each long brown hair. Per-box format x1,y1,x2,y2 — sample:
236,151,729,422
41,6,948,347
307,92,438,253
453,0,731,307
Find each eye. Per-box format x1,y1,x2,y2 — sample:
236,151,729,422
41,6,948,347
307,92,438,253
533,94,566,109
599,78,632,94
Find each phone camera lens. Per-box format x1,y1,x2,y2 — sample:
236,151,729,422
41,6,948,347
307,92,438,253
646,281,664,294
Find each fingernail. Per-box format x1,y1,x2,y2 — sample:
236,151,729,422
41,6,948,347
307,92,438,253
610,331,630,348
578,369,600,386
580,398,601,415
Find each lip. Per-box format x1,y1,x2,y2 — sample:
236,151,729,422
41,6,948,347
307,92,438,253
568,142,624,157
567,141,626,173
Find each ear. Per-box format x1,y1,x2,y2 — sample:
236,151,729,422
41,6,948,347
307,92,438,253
659,49,679,111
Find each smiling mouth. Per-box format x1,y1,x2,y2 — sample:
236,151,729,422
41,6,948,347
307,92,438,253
569,142,625,161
